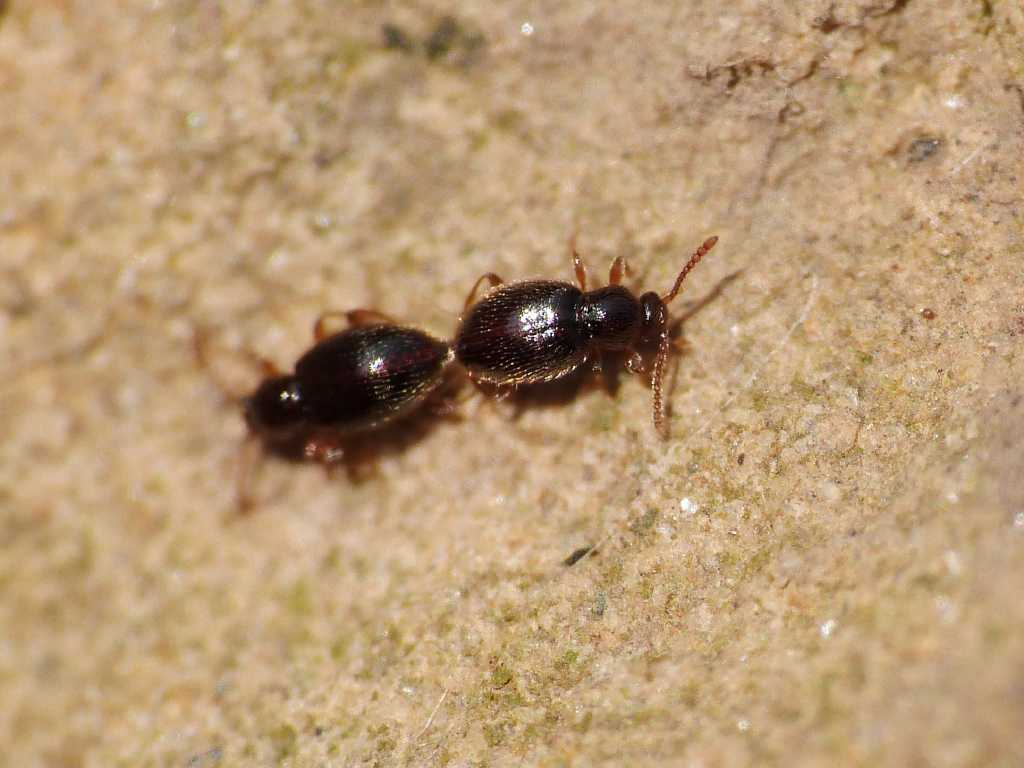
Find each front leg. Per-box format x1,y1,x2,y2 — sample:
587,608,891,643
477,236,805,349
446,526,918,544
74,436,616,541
608,256,630,286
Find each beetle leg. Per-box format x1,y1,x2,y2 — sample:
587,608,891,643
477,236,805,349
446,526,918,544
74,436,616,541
569,232,588,291
346,309,399,328
343,458,378,484
310,434,378,484
235,434,263,515
427,398,459,419
314,309,398,341
462,273,504,313
625,350,645,374
304,432,347,464
468,376,514,402
487,383,515,402
608,256,630,286
425,382,469,421
313,312,347,341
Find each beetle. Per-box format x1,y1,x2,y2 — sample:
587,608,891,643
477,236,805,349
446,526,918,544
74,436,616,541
453,235,718,435
206,310,456,510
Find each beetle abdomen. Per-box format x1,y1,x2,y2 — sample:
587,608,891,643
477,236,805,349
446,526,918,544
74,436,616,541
295,326,452,431
455,281,587,385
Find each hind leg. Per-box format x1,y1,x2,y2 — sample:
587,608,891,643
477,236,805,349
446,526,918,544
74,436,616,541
314,309,399,342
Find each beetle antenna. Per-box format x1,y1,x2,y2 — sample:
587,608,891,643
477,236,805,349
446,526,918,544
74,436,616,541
661,236,718,304
192,327,278,403
651,330,672,437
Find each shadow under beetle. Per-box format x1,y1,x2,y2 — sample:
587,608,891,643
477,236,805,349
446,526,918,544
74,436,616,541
454,235,718,436
219,309,456,510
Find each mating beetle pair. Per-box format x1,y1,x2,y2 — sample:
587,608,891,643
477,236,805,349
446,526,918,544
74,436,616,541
243,235,718,487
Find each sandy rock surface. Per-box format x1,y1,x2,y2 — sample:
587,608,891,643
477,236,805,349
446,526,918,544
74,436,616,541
2,1,1022,765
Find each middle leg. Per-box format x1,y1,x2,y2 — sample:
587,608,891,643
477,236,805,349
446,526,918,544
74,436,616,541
462,273,504,313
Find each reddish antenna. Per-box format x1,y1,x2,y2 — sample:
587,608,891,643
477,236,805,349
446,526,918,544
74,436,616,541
661,236,718,304
652,235,719,436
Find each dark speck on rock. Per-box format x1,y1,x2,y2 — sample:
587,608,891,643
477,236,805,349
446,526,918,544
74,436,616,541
186,747,223,767
563,546,594,567
425,16,461,59
908,136,942,163
381,23,413,52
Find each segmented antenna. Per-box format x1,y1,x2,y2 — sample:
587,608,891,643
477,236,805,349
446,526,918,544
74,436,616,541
662,236,718,304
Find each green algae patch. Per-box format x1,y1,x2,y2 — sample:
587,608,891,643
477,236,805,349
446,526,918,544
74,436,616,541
269,723,297,761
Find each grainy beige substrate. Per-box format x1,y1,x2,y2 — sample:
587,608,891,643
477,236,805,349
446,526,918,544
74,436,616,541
1,1,1022,766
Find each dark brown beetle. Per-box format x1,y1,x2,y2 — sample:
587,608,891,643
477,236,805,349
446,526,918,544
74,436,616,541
246,311,454,451
454,236,718,435
206,310,455,510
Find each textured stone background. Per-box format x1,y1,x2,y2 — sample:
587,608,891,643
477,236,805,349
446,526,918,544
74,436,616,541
2,1,1023,766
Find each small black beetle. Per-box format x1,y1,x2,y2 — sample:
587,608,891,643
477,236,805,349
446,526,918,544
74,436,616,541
237,310,454,508
454,236,717,435
246,310,454,455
